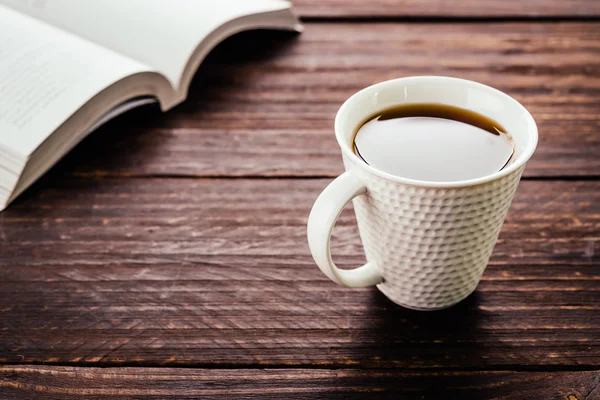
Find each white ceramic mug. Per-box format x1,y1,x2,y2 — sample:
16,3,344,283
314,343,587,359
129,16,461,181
307,76,538,310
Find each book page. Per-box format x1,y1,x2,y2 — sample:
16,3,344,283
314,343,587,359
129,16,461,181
0,5,153,157
0,0,297,89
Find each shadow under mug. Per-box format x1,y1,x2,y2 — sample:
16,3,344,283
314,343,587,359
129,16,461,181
307,76,538,310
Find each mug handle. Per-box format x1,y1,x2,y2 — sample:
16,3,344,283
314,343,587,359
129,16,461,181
307,171,383,288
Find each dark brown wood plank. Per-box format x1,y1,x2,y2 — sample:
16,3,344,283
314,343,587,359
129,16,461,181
56,23,600,179
294,0,600,18
0,177,598,367
1,366,599,400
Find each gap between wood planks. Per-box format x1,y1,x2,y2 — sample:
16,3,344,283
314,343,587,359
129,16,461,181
63,173,600,181
300,16,600,23
2,361,600,372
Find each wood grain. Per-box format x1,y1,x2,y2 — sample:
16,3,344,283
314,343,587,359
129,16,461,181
1,366,599,400
53,23,600,179
0,177,597,367
294,0,600,18
1,6,598,399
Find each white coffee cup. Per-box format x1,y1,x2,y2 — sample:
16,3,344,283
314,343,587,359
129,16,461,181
307,76,538,310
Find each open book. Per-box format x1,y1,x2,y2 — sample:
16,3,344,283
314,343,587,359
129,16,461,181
0,0,301,211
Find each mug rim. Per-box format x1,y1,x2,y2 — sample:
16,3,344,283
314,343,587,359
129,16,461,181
334,76,539,188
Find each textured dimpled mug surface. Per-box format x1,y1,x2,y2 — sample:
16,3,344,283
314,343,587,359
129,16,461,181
307,76,538,310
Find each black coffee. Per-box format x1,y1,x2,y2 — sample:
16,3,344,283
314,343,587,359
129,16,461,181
353,103,514,182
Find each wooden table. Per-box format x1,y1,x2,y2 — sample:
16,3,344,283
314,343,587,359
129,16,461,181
1,2,599,399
